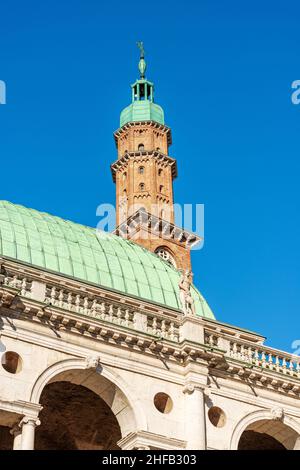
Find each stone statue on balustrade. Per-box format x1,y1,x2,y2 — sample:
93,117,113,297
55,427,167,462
178,270,196,316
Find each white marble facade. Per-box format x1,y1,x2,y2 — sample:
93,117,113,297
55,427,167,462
0,258,299,450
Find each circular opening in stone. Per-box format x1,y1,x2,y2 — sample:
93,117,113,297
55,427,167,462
208,406,226,428
1,351,22,374
153,392,173,414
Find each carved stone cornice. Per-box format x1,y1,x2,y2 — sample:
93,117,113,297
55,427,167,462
114,208,201,249
117,430,186,451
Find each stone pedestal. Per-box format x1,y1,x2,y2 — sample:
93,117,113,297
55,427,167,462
180,316,204,344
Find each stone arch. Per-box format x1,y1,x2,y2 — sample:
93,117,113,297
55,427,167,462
30,357,147,438
230,409,300,450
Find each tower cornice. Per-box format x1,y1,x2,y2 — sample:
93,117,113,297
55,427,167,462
110,150,177,182
114,120,172,148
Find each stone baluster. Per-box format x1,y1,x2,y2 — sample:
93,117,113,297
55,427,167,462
124,309,130,326
161,320,166,338
99,302,106,319
11,275,18,288
289,359,294,375
152,317,157,335
169,322,175,341
83,297,89,315
254,349,259,366
275,355,280,372
268,352,274,369
67,292,73,311
261,351,266,368
240,344,245,361
108,304,114,322
50,286,56,305
91,299,98,316
58,289,64,308
116,307,122,324
247,347,253,364
282,357,287,374
75,294,81,313
20,278,27,297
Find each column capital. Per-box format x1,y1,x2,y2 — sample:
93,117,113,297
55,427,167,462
10,423,22,437
20,416,41,427
183,381,206,395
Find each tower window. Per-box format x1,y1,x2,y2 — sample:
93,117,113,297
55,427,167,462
123,172,127,180
159,185,164,193
138,143,145,152
139,183,145,191
138,166,144,175
158,169,163,176
155,247,176,268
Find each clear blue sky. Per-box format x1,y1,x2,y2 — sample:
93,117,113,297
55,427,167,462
1,1,299,352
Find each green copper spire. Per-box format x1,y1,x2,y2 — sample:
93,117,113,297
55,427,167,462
119,43,165,128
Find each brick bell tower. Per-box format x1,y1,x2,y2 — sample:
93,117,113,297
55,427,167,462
111,43,201,270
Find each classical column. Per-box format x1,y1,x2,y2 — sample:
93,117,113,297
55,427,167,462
20,417,41,450
10,424,22,450
183,383,206,450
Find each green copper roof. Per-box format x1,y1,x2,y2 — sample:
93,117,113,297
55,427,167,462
120,100,164,127
0,200,215,319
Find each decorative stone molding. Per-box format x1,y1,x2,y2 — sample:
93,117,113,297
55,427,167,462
183,382,206,395
183,383,195,395
117,430,186,450
85,355,101,370
0,286,18,307
271,406,284,421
